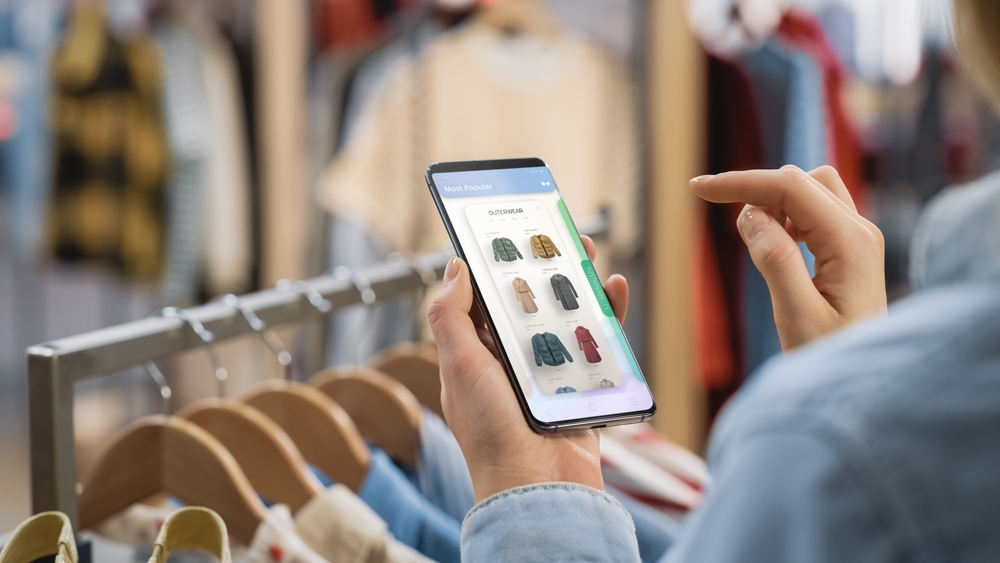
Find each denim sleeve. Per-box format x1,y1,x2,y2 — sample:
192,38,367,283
461,483,640,563
662,431,896,563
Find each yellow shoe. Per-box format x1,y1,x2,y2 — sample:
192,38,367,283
0,512,77,563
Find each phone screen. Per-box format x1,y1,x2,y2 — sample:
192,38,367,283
429,162,655,429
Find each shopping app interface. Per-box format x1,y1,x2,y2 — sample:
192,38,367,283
433,166,653,424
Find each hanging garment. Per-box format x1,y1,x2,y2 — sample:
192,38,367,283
554,386,577,394
599,436,702,512
602,423,710,490
317,15,640,257
356,449,461,563
741,41,823,377
598,379,616,389
296,485,432,563
777,11,867,215
92,502,180,547
243,505,327,563
491,237,522,262
550,274,579,311
0,0,61,262
91,493,429,563
179,6,254,296
149,507,231,563
697,55,761,400
532,332,574,367
49,3,170,280
574,326,602,363
0,511,77,563
152,20,213,304
511,277,538,314
405,411,476,523
529,234,561,259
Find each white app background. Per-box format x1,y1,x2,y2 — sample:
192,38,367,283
464,201,624,396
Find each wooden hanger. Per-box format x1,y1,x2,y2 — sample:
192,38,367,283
241,380,372,492
178,399,325,513
369,342,444,418
78,415,266,545
309,367,423,468
474,0,563,39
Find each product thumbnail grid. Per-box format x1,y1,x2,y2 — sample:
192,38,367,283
466,201,624,395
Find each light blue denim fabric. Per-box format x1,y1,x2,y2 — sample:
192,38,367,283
461,173,1000,561
399,410,475,523
461,483,640,562
605,485,681,563
0,0,60,261
742,42,823,375
398,410,681,561
360,448,461,563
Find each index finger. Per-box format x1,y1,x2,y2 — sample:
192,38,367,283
691,166,852,235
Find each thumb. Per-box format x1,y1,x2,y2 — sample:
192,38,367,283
427,257,489,375
737,205,824,343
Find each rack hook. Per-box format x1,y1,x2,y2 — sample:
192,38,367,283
332,266,379,366
220,294,294,381
143,361,172,415
409,254,440,288
159,307,228,398
333,266,377,305
276,279,332,313
390,252,440,336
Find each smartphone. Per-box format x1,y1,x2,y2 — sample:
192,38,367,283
425,158,656,432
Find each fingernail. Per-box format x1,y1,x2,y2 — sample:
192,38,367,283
443,257,460,282
690,174,714,184
739,207,775,241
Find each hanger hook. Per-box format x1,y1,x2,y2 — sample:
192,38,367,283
333,266,379,366
397,253,439,336
219,294,294,381
159,307,228,398
143,361,172,415
276,279,332,313
410,254,440,288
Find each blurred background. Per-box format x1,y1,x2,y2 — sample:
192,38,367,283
0,0,993,533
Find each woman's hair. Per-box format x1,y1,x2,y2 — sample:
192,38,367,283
953,0,1000,113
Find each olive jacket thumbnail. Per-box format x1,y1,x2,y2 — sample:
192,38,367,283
492,237,523,262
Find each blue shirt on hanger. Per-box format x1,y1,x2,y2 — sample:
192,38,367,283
315,447,461,563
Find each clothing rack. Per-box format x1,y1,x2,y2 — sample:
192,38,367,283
25,214,608,530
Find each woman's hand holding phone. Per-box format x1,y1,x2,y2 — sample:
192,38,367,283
428,236,628,503
692,165,887,351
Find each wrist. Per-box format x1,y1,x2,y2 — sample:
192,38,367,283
470,463,605,504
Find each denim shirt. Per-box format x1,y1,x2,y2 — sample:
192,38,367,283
462,173,1000,561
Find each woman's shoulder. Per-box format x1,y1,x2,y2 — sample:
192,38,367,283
718,283,1000,434
706,283,1000,550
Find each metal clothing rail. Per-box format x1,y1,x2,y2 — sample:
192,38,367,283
26,214,607,528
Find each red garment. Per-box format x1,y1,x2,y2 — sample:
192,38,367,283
311,0,417,51
777,11,868,217
312,0,383,51
574,326,602,364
